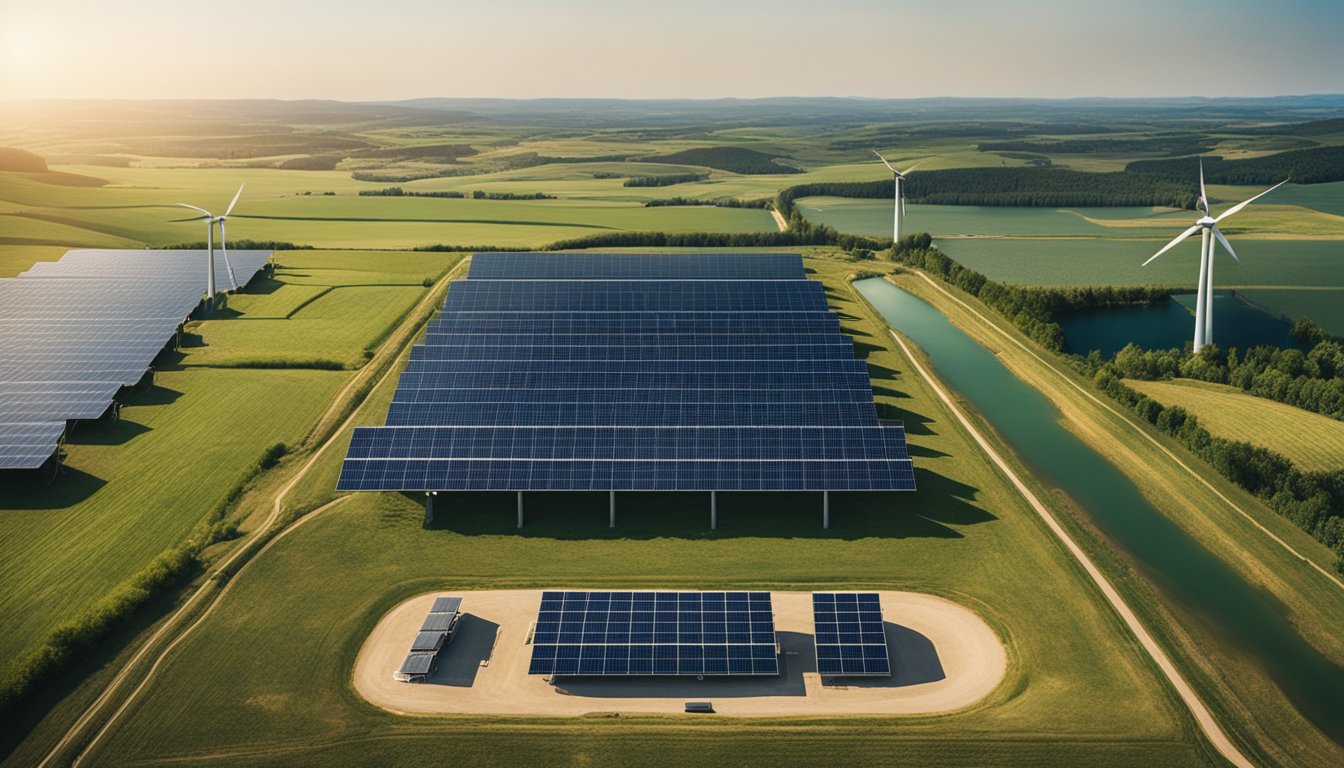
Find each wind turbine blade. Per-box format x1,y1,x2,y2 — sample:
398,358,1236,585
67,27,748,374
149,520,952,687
1211,225,1240,264
219,219,238,290
1214,178,1289,223
1142,224,1202,266
871,150,897,173
1199,158,1208,214
899,162,921,177
902,193,907,217
223,183,244,218
177,203,213,218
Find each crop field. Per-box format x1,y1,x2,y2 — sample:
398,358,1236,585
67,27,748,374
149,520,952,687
59,258,1216,768
795,197,1189,238
1237,287,1344,335
1125,378,1344,473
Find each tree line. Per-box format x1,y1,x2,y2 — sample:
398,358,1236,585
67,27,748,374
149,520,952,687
624,173,708,187
643,197,772,209
774,168,1198,210
1126,146,1344,185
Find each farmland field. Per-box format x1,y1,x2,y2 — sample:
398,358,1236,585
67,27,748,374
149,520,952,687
1125,378,1344,473
59,258,1216,768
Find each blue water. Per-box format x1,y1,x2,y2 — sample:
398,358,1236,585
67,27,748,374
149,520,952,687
1061,292,1298,357
854,277,1344,747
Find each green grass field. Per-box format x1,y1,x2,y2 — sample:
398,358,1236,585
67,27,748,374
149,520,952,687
1125,378,1344,473
49,257,1218,768
0,367,345,667
184,250,454,367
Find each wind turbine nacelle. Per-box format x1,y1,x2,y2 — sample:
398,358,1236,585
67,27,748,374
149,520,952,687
1197,216,1216,227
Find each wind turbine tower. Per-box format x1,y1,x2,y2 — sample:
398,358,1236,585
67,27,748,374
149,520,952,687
872,150,920,243
177,184,244,311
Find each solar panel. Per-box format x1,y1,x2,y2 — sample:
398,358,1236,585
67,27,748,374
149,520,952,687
0,422,67,469
397,652,436,676
468,253,805,281
431,596,463,614
336,252,917,494
527,591,779,677
421,612,457,632
410,630,447,653
813,593,891,677
0,248,272,468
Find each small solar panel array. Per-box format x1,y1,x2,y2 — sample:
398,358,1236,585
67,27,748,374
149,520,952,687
0,249,271,469
813,592,892,677
337,253,916,492
527,591,779,677
395,596,462,682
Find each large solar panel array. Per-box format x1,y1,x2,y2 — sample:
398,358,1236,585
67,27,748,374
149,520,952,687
527,590,779,677
812,592,891,677
337,252,916,493
0,249,271,469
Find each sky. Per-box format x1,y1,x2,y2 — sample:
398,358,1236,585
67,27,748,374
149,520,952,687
1,0,1341,101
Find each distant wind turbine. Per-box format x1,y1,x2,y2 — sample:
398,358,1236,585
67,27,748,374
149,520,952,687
872,150,920,242
177,184,244,307
1142,161,1286,352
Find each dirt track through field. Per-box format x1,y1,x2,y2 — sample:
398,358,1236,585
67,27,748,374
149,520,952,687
354,589,1006,717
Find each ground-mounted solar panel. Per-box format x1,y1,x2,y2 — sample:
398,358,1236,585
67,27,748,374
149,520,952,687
337,252,917,496
469,253,805,281
428,311,840,336
527,591,778,677
0,421,67,469
0,248,272,468
441,280,829,313
813,592,891,677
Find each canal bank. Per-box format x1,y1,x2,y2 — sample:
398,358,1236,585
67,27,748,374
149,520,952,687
854,274,1344,767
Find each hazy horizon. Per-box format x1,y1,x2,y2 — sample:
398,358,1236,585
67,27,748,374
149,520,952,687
3,0,1341,102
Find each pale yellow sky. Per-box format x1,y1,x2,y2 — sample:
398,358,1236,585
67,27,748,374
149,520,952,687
2,0,1340,101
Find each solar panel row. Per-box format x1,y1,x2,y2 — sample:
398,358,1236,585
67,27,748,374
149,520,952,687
0,249,271,469
337,252,915,493
468,253,805,281
528,591,779,677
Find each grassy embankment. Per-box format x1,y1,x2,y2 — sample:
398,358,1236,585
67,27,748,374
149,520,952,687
45,255,1226,768
887,268,1344,768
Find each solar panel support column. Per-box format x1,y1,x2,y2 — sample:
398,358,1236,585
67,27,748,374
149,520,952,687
711,491,717,530
424,492,435,527
517,492,524,528
823,491,830,530
609,491,616,528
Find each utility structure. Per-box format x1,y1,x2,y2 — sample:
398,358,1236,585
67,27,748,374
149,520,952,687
1143,161,1286,352
177,184,245,311
872,150,920,243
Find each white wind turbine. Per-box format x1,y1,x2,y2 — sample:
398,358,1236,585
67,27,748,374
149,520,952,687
177,184,244,308
1143,162,1286,352
872,150,920,243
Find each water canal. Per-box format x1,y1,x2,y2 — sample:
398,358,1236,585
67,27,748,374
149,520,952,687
854,277,1344,747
